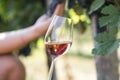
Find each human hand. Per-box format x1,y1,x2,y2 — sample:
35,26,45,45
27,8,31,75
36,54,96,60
34,14,51,26
33,2,66,36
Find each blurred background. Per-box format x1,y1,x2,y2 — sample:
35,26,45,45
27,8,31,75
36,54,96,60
0,0,120,80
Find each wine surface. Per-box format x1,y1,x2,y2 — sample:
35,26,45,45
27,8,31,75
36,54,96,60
45,41,72,57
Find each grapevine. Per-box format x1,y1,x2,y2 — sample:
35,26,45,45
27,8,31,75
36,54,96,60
68,0,120,55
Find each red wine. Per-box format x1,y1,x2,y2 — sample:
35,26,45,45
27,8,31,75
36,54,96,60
45,41,72,57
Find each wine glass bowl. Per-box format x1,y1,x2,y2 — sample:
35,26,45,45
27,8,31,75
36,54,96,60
45,15,73,59
45,41,72,59
44,15,73,80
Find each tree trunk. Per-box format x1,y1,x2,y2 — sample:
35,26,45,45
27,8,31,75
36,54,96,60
91,14,119,80
95,52,119,80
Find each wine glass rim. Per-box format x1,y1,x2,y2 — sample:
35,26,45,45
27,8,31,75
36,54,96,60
44,15,73,42
54,15,72,21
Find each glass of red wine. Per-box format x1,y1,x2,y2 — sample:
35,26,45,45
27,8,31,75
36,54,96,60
44,15,73,80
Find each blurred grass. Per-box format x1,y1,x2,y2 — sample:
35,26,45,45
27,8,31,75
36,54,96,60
20,51,97,80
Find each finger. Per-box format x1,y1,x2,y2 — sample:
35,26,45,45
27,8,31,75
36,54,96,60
53,1,66,16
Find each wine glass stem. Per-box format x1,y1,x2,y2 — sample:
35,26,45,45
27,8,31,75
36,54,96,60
48,58,55,80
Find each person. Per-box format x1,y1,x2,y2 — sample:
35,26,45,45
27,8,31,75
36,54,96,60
0,2,65,80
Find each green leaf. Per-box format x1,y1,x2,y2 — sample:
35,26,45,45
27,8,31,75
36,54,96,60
101,5,119,15
89,0,105,14
92,28,118,55
108,26,117,40
108,15,119,28
108,39,120,54
99,15,119,27
93,26,118,55
99,16,111,27
92,41,112,55
95,31,117,43
117,16,120,28
99,5,120,28
95,32,109,42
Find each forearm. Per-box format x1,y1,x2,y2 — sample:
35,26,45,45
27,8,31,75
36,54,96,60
0,24,48,54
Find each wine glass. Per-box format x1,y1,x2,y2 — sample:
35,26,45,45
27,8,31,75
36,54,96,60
44,15,73,80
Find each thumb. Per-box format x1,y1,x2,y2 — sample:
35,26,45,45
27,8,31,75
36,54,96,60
53,1,66,16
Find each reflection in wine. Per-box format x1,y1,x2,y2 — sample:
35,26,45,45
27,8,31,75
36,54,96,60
45,41,72,58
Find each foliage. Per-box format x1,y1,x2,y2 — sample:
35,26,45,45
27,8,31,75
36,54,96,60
89,0,120,55
0,0,46,32
68,0,120,55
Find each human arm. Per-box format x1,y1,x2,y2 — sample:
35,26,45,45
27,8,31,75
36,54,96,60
0,2,65,54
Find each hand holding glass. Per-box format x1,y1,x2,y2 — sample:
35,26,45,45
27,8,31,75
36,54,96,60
44,15,73,80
